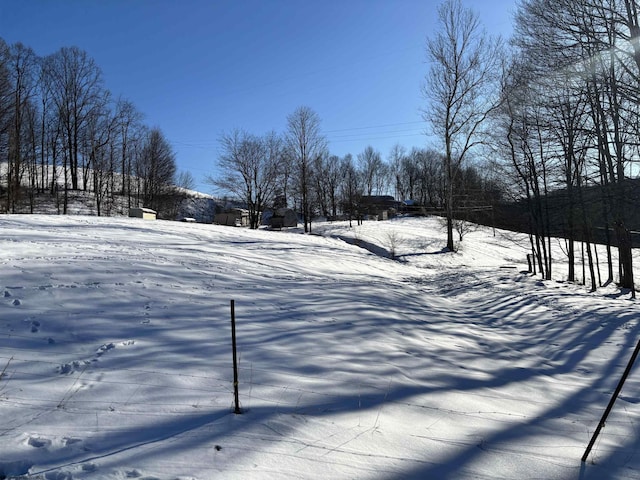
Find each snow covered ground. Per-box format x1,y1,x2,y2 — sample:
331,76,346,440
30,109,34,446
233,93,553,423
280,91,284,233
0,214,638,479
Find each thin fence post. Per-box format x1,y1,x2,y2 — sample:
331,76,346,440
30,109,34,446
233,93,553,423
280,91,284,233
582,336,640,462
230,299,241,414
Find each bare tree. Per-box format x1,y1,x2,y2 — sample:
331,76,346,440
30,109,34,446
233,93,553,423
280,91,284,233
285,106,327,233
115,98,144,201
135,127,176,214
424,0,502,251
358,145,385,196
5,42,39,212
311,153,344,220
23,99,40,213
388,144,408,201
0,42,11,196
44,46,104,194
413,148,445,209
83,92,116,216
339,153,363,227
498,57,555,279
311,152,330,219
176,170,195,191
209,129,283,229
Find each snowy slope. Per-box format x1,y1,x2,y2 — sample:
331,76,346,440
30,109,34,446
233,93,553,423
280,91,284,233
0,215,638,479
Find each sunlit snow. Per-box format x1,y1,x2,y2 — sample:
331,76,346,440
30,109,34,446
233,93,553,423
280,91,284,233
0,214,638,479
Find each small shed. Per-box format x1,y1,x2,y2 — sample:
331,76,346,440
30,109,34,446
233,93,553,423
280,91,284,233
214,209,249,227
129,207,157,220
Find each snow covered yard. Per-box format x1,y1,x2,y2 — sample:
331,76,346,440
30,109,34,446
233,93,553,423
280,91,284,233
0,214,638,479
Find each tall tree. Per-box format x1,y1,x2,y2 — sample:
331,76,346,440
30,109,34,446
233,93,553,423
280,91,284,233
0,41,11,188
115,98,144,200
498,58,555,279
5,42,39,212
285,106,327,233
83,91,116,216
313,153,342,219
388,144,408,201
358,145,386,196
413,148,445,209
136,127,176,213
209,129,283,229
339,153,362,227
424,0,502,251
44,46,104,192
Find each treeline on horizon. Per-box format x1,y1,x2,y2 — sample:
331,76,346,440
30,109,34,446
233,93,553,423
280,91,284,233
0,33,504,224
1,0,640,295
0,37,198,219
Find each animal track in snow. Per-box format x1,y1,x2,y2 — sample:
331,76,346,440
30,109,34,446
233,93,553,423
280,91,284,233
64,437,82,446
82,462,98,472
58,340,136,374
140,302,152,324
58,360,90,375
95,342,116,357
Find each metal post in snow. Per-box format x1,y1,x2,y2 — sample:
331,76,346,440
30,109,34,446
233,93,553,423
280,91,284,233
582,336,640,462
230,299,241,414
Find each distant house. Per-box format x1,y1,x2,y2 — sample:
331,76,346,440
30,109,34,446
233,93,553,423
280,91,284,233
129,207,157,220
401,199,430,216
268,208,298,229
358,195,398,221
214,208,249,227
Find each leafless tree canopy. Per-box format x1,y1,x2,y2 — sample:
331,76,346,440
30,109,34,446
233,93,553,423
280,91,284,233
0,37,181,218
285,106,327,233
209,129,283,229
424,0,503,251
495,0,640,293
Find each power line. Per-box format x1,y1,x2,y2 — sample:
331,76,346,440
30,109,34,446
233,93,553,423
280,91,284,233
329,128,424,140
329,132,425,144
324,121,424,134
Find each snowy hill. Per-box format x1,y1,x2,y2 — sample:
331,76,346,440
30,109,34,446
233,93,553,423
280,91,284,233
0,215,638,479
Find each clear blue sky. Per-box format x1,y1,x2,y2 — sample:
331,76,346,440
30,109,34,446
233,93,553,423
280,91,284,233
0,0,515,193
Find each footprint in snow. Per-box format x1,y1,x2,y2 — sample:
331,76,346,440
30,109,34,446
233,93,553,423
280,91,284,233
27,436,51,448
95,343,116,357
58,360,89,375
64,437,82,446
